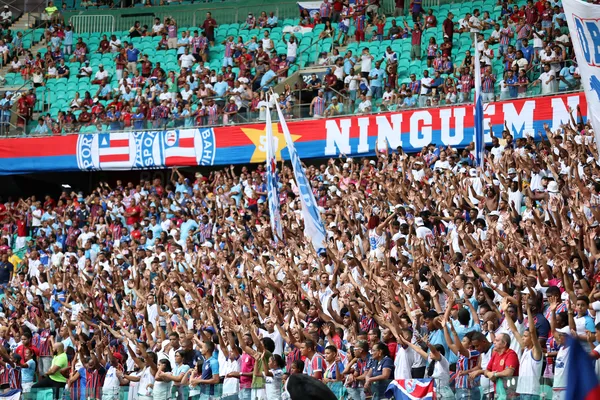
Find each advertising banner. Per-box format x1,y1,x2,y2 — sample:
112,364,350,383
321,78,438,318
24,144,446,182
0,93,586,175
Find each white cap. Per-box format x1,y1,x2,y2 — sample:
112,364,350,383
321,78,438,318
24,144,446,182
392,232,403,241
489,211,501,217
328,222,337,228
520,287,537,296
415,217,424,226
555,326,570,335
469,169,478,177
547,181,559,193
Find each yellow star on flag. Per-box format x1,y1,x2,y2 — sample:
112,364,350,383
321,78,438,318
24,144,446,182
241,123,301,163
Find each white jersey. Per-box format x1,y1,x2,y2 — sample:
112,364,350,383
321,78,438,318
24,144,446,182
553,346,569,390
516,348,542,395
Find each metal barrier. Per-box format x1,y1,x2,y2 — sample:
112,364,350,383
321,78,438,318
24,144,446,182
70,15,115,33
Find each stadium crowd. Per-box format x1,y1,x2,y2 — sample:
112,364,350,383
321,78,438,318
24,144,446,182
0,0,583,134
0,104,600,400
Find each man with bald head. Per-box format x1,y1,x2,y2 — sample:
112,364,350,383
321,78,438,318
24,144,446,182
32,342,68,396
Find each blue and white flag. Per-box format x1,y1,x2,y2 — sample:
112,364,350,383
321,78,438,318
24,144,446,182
563,0,600,148
473,34,485,167
0,389,21,400
274,101,326,252
265,98,283,241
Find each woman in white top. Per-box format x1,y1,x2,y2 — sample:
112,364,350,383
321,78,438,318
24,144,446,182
502,300,543,398
152,359,173,400
118,343,158,400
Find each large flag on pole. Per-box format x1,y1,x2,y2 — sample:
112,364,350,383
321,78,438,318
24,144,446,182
265,97,283,241
274,100,326,252
473,34,485,167
563,0,600,150
565,336,600,400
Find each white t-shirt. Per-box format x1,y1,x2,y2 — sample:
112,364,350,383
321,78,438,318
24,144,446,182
152,23,164,33
287,41,297,58
109,39,121,52
102,364,121,393
516,348,542,395
394,345,415,379
32,209,42,227
420,77,433,95
553,346,569,389
357,99,371,113
469,16,482,32
95,70,109,81
539,70,556,94
259,328,284,356
360,54,372,73
344,74,360,91
180,54,196,69
28,259,41,279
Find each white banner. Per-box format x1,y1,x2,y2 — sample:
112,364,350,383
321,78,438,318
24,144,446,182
563,0,600,148
282,25,313,35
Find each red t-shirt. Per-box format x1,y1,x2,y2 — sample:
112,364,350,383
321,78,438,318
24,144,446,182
387,341,398,360
125,206,141,226
240,352,255,389
16,219,26,237
131,229,142,241
15,344,40,360
487,348,519,376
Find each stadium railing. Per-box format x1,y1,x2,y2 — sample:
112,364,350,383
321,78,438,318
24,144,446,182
2,88,583,138
19,375,562,400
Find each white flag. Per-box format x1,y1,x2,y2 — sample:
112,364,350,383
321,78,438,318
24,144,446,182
274,101,326,252
563,0,600,148
264,99,283,241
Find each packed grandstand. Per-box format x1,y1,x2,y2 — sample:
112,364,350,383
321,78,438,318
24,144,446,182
0,0,600,400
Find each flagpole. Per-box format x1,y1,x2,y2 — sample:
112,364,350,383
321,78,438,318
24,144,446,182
472,33,485,171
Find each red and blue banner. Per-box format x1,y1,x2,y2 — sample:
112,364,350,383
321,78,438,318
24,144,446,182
0,92,587,175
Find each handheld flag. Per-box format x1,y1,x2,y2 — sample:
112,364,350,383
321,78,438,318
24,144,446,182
565,336,600,400
265,96,283,241
0,389,22,400
385,379,435,400
274,101,326,253
563,0,600,150
472,34,485,167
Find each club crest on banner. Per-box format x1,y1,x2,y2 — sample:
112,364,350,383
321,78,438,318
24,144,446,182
77,128,216,170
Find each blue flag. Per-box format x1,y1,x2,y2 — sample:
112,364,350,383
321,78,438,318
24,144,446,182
473,34,485,167
264,99,283,241
565,336,600,400
274,101,326,252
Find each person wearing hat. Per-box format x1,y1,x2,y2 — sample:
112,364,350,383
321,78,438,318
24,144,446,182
0,6,12,28
324,96,343,117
